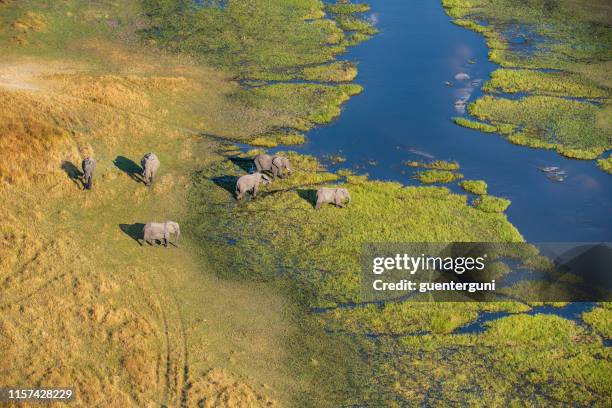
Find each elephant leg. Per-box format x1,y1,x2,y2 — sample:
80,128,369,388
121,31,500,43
254,160,262,172
335,197,344,208
252,185,258,198
272,166,278,179
315,200,322,210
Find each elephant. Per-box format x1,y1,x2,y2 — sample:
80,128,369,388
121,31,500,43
81,157,96,190
253,154,292,179
235,172,271,200
315,187,351,209
141,152,160,186
142,221,180,247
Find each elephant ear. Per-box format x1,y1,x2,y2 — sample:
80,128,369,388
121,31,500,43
272,156,283,167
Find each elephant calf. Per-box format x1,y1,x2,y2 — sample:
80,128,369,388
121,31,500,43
143,221,180,247
316,187,351,209
141,152,160,186
254,154,292,179
82,157,96,190
236,172,271,200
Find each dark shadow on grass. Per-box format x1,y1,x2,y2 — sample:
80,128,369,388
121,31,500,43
229,156,254,173
114,156,143,183
297,189,317,208
212,175,240,196
119,223,145,246
61,160,83,189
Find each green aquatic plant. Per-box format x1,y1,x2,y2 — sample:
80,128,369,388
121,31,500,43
452,117,497,133
474,195,511,213
596,157,612,174
404,160,460,171
415,169,464,184
335,15,378,35
483,69,608,98
459,180,488,195
469,95,609,158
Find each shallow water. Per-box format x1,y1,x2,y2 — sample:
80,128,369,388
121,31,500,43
272,0,612,242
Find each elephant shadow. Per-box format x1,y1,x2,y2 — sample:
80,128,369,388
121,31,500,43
228,157,254,173
119,223,145,245
297,189,318,208
61,160,83,189
212,175,240,196
114,156,143,183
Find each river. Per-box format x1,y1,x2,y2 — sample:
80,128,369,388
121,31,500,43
272,0,612,242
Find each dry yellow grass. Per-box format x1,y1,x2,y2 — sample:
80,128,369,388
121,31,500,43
0,52,293,406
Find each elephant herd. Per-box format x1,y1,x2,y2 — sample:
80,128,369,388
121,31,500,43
78,152,179,247
76,151,350,248
235,153,351,209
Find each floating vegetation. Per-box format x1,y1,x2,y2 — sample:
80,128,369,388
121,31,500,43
452,117,497,133
474,195,511,213
404,160,460,171
596,157,612,174
322,154,346,165
459,179,488,195
415,169,464,184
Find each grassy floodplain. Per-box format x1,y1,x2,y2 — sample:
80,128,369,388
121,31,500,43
443,0,612,170
0,0,610,407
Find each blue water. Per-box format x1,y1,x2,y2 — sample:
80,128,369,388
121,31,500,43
272,0,612,242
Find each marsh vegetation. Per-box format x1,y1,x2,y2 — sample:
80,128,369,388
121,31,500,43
444,0,612,168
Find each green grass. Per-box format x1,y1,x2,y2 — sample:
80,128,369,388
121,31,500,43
452,117,498,133
474,195,511,213
302,61,358,82
188,153,522,309
583,303,612,338
469,95,610,158
459,179,488,195
232,83,363,132
415,169,464,184
396,314,611,406
249,131,306,147
483,69,608,98
326,2,370,15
